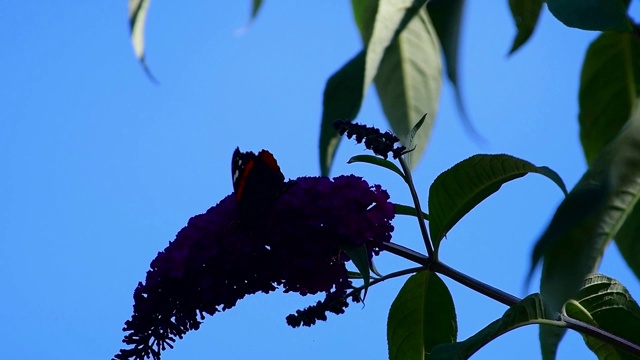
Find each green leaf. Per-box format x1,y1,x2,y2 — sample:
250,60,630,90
342,244,371,299
393,203,429,220
539,325,567,360
508,0,543,54
579,32,640,165
319,52,366,176
347,154,405,179
428,154,568,252
614,102,640,283
563,300,618,359
387,272,457,360
128,0,157,82
546,0,631,31
615,203,640,280
375,7,442,169
563,300,594,326
564,302,621,360
351,0,377,44
321,0,428,176
250,0,264,21
431,294,561,360
428,0,477,138
530,179,611,313
370,259,384,278
406,113,427,152
536,103,640,354
572,274,640,360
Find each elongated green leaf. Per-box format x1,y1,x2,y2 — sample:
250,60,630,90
546,0,631,31
508,0,543,54
387,272,456,360
570,274,640,360
342,244,371,299
406,113,427,152
128,0,157,82
370,259,383,278
579,32,640,165
351,0,377,44
428,0,476,137
529,179,611,312
536,168,612,360
428,154,568,252
320,52,366,175
539,324,567,360
537,103,640,356
250,0,263,21
427,0,464,87
375,7,442,169
563,300,619,360
615,203,640,280
348,154,405,179
393,203,429,220
321,0,428,176
431,294,562,360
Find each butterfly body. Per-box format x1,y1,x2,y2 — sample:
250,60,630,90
232,147,286,229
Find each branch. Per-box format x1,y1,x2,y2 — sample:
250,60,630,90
562,314,640,358
430,260,520,307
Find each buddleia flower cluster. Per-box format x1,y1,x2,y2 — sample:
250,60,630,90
333,119,407,159
114,175,395,360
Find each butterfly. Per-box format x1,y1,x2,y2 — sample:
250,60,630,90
232,147,286,229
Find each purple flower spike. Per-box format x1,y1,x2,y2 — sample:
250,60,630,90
115,175,394,360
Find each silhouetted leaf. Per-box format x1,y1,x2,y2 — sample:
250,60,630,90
128,0,157,82
428,0,478,138
579,32,640,165
406,113,427,152
546,0,631,31
539,324,567,360
250,0,263,21
393,203,429,220
375,7,442,169
568,274,640,360
320,0,428,175
536,103,640,356
429,154,567,252
615,203,640,280
348,154,405,179
534,177,614,333
351,0,377,43
388,272,456,360
431,294,560,360
508,0,543,54
342,244,371,299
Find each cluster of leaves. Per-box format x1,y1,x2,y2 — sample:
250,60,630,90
126,0,640,359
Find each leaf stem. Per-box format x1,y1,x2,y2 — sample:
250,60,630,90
431,260,521,307
338,266,424,309
362,266,425,289
398,157,435,259
383,242,519,306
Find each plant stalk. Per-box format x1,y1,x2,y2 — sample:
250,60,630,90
398,157,435,259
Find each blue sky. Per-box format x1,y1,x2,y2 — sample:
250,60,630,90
1,2,639,359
